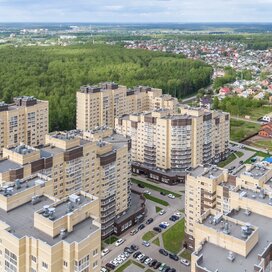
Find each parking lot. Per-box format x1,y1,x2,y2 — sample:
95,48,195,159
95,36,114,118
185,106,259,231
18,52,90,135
101,179,190,272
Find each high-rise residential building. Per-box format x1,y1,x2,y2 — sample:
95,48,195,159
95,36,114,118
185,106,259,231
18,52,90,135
0,128,133,238
76,82,178,130
0,173,101,272
0,96,48,151
115,106,230,184
186,162,272,272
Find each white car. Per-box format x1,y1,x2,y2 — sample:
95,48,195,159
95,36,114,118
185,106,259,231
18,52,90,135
174,212,182,218
161,221,169,227
145,257,152,265
180,258,190,266
159,209,166,215
168,193,175,199
144,190,151,195
137,254,145,261
142,240,150,247
115,238,125,247
101,248,110,257
100,268,108,272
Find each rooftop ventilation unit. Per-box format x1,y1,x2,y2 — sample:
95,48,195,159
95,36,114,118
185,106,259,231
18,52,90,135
223,221,231,235
3,187,13,197
227,251,235,262
239,191,247,198
42,205,50,217
259,189,265,199
244,209,251,216
15,179,21,189
48,208,56,220
69,194,81,204
60,228,67,239
31,195,41,205
66,202,74,213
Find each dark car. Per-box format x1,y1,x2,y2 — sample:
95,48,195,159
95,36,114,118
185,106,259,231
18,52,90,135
153,227,162,233
163,267,171,272
239,160,244,164
138,184,145,188
160,191,166,196
169,253,179,261
141,256,149,263
159,248,169,256
169,269,176,272
138,223,145,230
154,262,162,269
149,260,157,267
105,263,115,270
146,218,154,224
159,223,168,229
133,251,141,258
124,247,133,254
169,216,178,222
131,244,139,251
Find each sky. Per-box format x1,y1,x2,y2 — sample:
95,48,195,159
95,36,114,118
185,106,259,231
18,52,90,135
0,0,271,23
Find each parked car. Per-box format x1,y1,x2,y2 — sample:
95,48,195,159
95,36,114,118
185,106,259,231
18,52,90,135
138,184,145,188
141,256,149,263
174,212,181,218
159,223,168,229
169,215,178,222
115,238,125,247
100,267,109,272
154,261,162,269
159,249,169,256
130,229,138,236
138,223,145,230
133,251,141,258
153,227,162,233
149,259,157,267
124,247,133,254
105,263,115,270
130,244,139,251
144,190,151,195
160,191,166,196
159,263,166,271
159,209,166,215
145,257,152,265
162,266,170,272
101,248,110,257
180,258,190,266
168,194,175,199
239,160,244,164
142,240,150,247
169,253,179,261
146,218,154,224
137,254,145,261
169,269,176,272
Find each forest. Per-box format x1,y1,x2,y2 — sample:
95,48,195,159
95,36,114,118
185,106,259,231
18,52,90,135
0,44,212,130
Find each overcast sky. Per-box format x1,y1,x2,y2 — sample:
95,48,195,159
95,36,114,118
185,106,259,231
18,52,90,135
0,0,271,23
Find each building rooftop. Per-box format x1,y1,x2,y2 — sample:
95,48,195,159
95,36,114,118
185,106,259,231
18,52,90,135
0,159,21,173
103,133,130,149
0,195,99,246
196,209,272,272
189,165,224,178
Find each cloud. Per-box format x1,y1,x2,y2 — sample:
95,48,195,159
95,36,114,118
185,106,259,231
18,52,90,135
0,0,271,22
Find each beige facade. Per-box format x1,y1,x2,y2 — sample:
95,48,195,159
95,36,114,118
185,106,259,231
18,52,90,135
76,82,178,130
115,106,229,177
0,128,131,238
186,163,272,272
0,96,48,151
0,174,101,272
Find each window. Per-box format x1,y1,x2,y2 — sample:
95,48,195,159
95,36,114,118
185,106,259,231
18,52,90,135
93,261,98,268
31,255,36,263
93,249,98,256
42,262,48,270
63,261,68,267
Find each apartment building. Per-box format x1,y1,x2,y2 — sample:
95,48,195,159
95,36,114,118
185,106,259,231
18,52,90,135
186,163,272,272
0,128,131,238
115,106,230,184
0,173,101,272
76,82,178,130
0,96,48,151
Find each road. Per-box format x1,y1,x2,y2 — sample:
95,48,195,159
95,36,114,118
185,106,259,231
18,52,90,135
102,184,188,271
180,95,197,104
230,141,269,153
230,116,262,125
226,146,255,169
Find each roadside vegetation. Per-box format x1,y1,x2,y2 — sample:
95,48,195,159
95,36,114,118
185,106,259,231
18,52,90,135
143,194,169,206
142,231,156,241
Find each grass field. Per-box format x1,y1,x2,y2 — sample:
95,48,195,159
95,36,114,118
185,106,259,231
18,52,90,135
144,194,169,206
131,178,181,197
142,231,156,241
156,206,163,213
230,119,260,142
162,219,185,254
244,106,272,121
152,237,160,246
217,153,236,167
115,260,145,272
252,139,272,152
180,249,192,261
104,236,118,245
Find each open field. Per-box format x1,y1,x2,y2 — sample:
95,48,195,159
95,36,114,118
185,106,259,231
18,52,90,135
230,119,260,142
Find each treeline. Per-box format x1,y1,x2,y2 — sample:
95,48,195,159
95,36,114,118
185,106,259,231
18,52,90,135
214,96,266,116
0,44,212,131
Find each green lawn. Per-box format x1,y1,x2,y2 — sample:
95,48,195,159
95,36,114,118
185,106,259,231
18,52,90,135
180,249,192,261
145,269,155,272
230,119,260,142
244,106,272,121
152,237,160,247
252,139,272,152
144,194,169,206
236,151,244,157
104,235,118,245
156,206,163,213
162,219,185,254
142,231,156,241
131,178,181,197
115,260,145,272
245,150,269,164
217,153,236,167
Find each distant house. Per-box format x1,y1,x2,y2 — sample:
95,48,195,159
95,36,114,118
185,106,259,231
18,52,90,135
219,87,231,96
262,113,272,123
259,122,272,137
